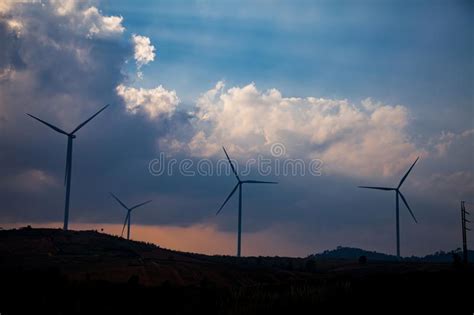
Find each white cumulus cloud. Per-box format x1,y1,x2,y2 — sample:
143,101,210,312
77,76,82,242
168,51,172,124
82,6,124,38
2,1,125,39
160,81,425,178
116,84,179,119
132,34,156,68
47,1,125,38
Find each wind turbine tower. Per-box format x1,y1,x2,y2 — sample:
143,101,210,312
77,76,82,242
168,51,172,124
110,193,152,240
27,104,109,230
359,157,420,259
216,147,277,257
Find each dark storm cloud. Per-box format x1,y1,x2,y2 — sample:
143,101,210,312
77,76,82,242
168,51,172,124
0,1,184,223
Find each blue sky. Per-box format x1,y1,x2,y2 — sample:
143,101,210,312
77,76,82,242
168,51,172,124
105,0,472,131
0,0,472,257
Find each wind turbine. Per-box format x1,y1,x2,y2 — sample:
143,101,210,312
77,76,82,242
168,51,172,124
110,193,152,240
27,104,109,230
359,157,420,259
216,147,277,257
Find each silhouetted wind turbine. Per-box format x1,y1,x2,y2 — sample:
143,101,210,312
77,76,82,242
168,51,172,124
27,104,109,230
216,147,277,257
359,157,420,259
110,193,152,240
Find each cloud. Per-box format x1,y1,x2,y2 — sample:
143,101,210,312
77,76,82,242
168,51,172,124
82,6,124,38
423,171,474,199
5,169,58,193
132,34,156,68
48,0,125,38
4,18,23,35
1,1,125,39
433,129,474,157
411,128,474,202
0,0,131,125
161,82,424,178
0,0,37,14
116,84,179,119
0,0,168,223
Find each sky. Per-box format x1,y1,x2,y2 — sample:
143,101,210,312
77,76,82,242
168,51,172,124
0,0,473,257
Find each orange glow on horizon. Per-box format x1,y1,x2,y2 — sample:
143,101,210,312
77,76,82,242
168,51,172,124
2,222,310,257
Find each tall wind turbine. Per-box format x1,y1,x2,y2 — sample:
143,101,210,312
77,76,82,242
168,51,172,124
359,157,420,259
216,147,277,257
27,104,109,230
110,193,152,240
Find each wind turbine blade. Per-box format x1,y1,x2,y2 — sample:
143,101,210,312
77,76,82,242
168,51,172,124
109,192,129,210
26,114,69,135
242,180,278,184
358,186,395,191
71,104,109,134
130,200,152,211
216,183,239,215
398,157,419,189
398,191,417,223
222,146,240,182
121,212,130,237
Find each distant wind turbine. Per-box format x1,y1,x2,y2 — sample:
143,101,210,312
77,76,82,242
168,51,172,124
110,193,152,240
359,157,420,259
216,147,278,257
27,104,109,230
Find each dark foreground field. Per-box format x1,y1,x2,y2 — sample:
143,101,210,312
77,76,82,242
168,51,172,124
0,228,472,314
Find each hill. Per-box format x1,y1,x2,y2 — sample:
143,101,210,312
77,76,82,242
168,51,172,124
311,246,398,261
310,245,474,263
0,227,472,314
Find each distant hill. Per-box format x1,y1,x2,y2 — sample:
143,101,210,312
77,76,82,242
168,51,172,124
310,246,398,261
415,249,474,263
309,246,474,263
